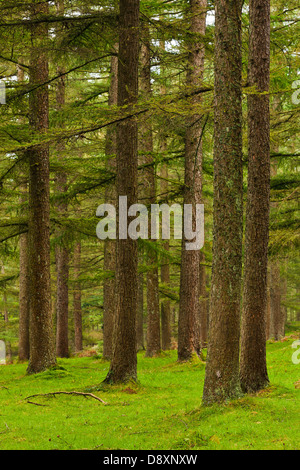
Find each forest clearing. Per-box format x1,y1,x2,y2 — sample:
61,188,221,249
0,0,299,454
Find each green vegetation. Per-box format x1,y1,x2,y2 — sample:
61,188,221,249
1,325,299,450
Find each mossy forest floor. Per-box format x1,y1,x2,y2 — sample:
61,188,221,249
0,324,299,450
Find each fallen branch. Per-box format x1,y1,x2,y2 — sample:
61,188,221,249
25,391,108,405
26,400,47,407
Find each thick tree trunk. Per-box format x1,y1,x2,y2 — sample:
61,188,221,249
240,0,271,393
103,51,118,360
104,0,140,383
202,0,243,404
27,0,56,374
178,0,206,361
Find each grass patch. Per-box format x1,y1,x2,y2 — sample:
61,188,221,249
0,329,299,450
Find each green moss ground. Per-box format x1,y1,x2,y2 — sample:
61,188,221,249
0,325,299,450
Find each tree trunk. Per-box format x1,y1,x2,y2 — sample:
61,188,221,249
140,23,161,358
27,0,56,374
104,0,140,383
240,0,271,393
17,63,30,362
269,261,283,340
136,267,145,350
202,0,243,404
3,290,12,363
199,252,208,349
280,259,288,337
161,240,172,351
18,210,30,361
158,34,172,352
268,120,286,340
103,50,118,360
178,0,206,361
73,240,83,352
266,267,271,339
55,239,69,358
55,35,69,358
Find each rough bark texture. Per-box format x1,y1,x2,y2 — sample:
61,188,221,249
159,36,172,351
140,23,161,358
55,237,69,358
266,267,271,339
240,0,271,393
18,209,30,361
103,51,118,360
27,0,56,374
177,0,206,361
55,30,69,358
2,266,12,362
17,63,30,362
269,261,284,340
136,267,145,350
104,0,139,383
161,240,172,351
199,251,208,349
268,139,286,340
280,260,288,336
73,241,82,352
202,0,243,404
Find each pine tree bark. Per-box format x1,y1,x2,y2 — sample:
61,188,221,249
140,23,161,358
17,64,30,362
269,261,283,340
266,267,271,339
136,267,145,350
73,240,83,352
104,0,140,383
202,0,243,404
280,264,287,337
27,0,56,374
161,238,172,351
178,0,206,361
268,97,284,341
199,251,208,349
55,236,69,357
19,185,30,361
240,0,271,393
159,34,172,352
103,51,118,360
55,48,69,358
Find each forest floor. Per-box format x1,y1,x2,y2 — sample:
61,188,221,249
0,324,299,451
